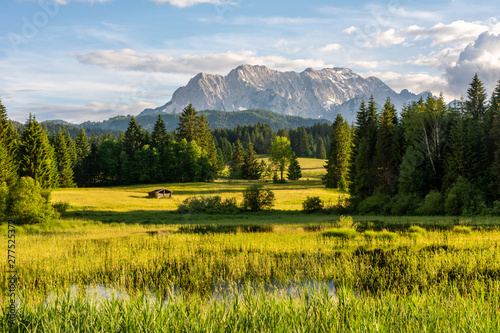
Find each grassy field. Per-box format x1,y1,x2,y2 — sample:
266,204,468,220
3,157,500,332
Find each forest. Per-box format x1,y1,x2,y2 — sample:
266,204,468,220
1,74,500,217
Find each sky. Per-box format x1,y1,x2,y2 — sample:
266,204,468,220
1,0,500,123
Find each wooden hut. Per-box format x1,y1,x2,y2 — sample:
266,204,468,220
148,188,172,198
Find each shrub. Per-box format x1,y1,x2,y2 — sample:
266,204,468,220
302,196,323,213
241,184,275,211
322,228,358,240
407,225,426,234
453,225,472,234
418,190,444,215
0,182,8,221
52,201,71,214
335,215,357,229
444,177,486,216
7,177,59,224
357,191,391,215
363,230,398,242
389,194,422,216
177,196,239,214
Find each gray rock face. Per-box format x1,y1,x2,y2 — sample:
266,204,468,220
141,64,431,122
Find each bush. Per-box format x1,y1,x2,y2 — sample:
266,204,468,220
177,196,239,214
7,177,59,224
388,194,422,216
453,225,472,234
335,215,357,229
363,230,398,242
0,182,8,221
241,184,275,211
357,191,391,215
302,196,323,213
444,177,486,216
52,201,71,214
322,228,358,240
407,225,426,234
418,190,444,215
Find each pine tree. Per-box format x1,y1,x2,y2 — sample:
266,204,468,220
52,130,75,188
123,116,144,158
176,104,198,142
196,114,218,170
151,114,168,149
75,128,90,163
0,99,18,185
489,79,500,199
19,115,59,188
324,114,352,188
316,137,327,159
349,96,378,198
375,97,397,193
465,73,487,120
230,139,245,178
241,142,261,180
287,152,302,180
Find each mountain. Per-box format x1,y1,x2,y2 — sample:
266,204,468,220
140,64,432,122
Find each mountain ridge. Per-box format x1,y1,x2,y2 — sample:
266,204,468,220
140,64,432,122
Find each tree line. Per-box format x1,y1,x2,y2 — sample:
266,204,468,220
324,74,500,215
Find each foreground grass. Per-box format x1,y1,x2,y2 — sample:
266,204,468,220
3,285,500,332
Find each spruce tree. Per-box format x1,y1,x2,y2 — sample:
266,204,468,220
316,137,327,159
176,104,198,142
230,139,245,178
324,114,352,188
350,96,378,198
489,79,500,199
151,114,168,149
287,152,302,180
53,130,75,188
241,142,261,180
123,116,144,158
465,73,487,120
375,98,397,193
0,99,18,185
75,128,90,163
19,115,59,188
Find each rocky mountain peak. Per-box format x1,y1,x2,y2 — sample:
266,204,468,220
140,65,432,122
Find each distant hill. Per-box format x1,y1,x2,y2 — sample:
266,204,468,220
39,109,330,136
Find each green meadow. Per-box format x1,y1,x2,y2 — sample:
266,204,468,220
2,157,500,332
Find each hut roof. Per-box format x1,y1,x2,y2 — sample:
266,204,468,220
148,188,172,195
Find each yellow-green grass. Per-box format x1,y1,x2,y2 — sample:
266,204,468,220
258,156,327,180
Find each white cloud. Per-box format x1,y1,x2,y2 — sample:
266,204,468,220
77,49,332,74
352,61,378,69
148,0,228,8
318,43,341,53
406,48,461,68
444,32,500,96
365,28,405,48
343,26,358,35
275,39,301,54
365,70,447,96
403,20,489,47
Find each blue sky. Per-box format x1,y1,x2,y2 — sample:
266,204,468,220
1,0,500,123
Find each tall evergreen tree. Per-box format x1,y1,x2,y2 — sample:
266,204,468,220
0,99,18,185
465,73,487,120
316,137,327,159
324,114,352,189
75,128,90,163
176,104,198,142
489,79,500,199
123,116,144,158
287,152,302,180
375,98,398,193
53,130,75,188
230,139,245,178
350,96,378,198
19,115,59,188
151,114,168,149
241,142,261,180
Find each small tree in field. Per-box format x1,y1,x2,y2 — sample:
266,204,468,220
269,136,293,181
241,184,275,211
